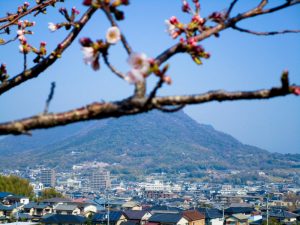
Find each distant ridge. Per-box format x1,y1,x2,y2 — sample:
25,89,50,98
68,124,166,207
0,110,299,175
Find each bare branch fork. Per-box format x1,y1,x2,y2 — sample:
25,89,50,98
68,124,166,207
0,1,299,135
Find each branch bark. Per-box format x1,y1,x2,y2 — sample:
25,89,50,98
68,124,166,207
0,82,297,135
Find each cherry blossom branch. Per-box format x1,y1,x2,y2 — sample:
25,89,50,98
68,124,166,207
156,0,300,66
0,0,59,31
0,72,298,135
0,7,97,96
231,25,300,36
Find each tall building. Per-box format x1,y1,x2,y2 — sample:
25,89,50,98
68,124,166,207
40,169,56,187
90,169,111,192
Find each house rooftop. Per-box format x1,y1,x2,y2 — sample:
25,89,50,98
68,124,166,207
54,204,78,211
197,208,222,219
183,210,205,221
41,214,86,224
123,210,149,220
149,213,183,223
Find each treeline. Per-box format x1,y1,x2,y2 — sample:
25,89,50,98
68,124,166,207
0,175,34,198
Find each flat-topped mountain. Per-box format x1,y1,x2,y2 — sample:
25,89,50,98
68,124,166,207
0,111,299,175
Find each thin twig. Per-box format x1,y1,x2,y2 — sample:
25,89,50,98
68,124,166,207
102,53,126,80
23,53,27,71
232,25,300,36
154,104,185,113
0,0,58,31
144,78,164,108
0,36,18,45
226,0,239,18
44,82,56,114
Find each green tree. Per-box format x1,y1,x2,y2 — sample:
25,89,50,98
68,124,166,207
0,175,33,198
38,188,63,201
262,218,282,225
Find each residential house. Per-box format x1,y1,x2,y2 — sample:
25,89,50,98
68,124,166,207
79,203,97,217
53,203,81,215
3,195,29,205
197,208,224,225
92,211,126,225
182,210,205,225
123,210,152,225
0,192,12,202
148,213,189,225
225,204,254,217
267,209,299,223
41,214,86,225
23,202,53,217
150,206,181,214
122,201,142,210
225,214,249,225
0,203,22,218
41,197,73,206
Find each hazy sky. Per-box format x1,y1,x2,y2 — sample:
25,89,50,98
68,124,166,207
0,1,299,153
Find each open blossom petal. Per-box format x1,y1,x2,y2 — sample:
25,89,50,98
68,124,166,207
48,22,57,32
106,26,121,44
165,20,177,38
125,69,144,84
127,52,150,74
81,47,95,65
19,45,24,53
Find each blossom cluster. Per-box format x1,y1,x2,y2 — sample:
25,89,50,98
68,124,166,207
80,26,153,84
48,7,80,32
80,26,121,71
15,18,47,62
17,20,35,42
165,0,226,65
17,2,30,14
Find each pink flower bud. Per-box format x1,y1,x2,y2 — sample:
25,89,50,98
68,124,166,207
169,16,179,25
163,76,172,85
82,0,92,6
79,37,93,47
187,37,197,47
59,7,67,14
121,0,129,5
72,7,80,15
40,41,47,46
292,86,300,95
182,0,190,13
24,2,30,7
192,15,205,25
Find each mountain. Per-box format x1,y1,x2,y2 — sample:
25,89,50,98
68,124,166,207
0,110,299,175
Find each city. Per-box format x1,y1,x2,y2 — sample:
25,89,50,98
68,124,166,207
0,162,299,225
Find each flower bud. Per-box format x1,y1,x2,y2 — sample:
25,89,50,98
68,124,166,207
79,37,93,47
82,0,92,6
169,16,179,25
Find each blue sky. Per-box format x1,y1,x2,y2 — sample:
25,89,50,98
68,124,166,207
0,1,299,153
